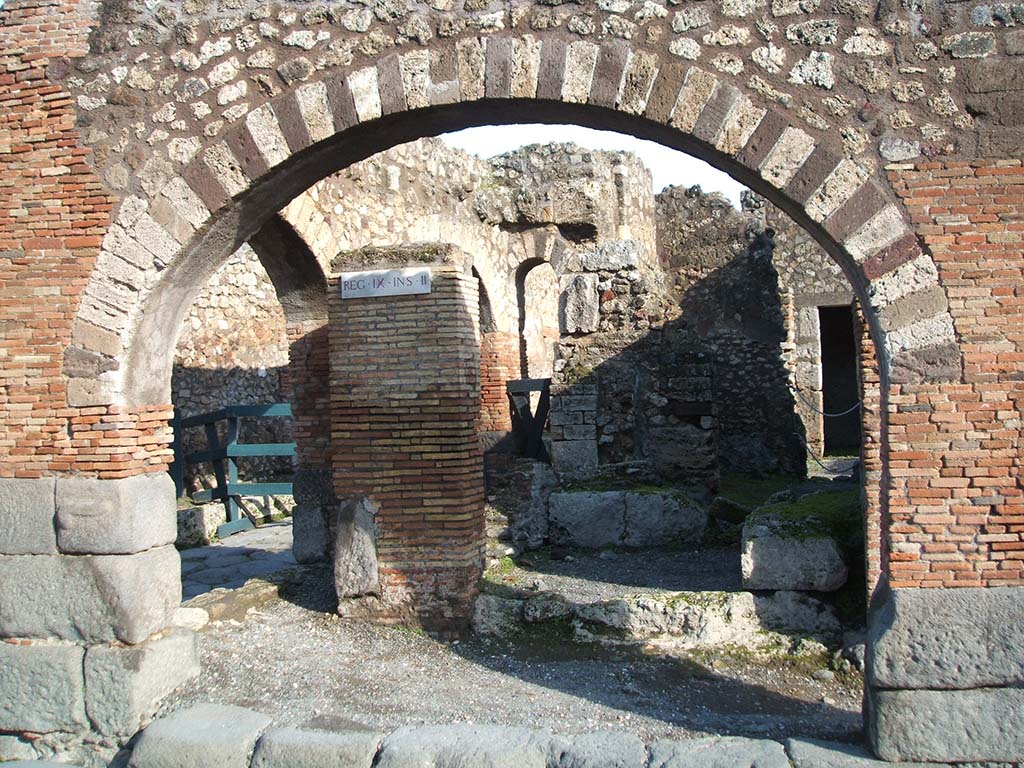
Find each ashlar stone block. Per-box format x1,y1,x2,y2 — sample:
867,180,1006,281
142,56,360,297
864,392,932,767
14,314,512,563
129,703,272,768
0,642,87,733
0,477,57,555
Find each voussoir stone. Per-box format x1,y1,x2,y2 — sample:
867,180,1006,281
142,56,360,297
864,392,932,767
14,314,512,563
0,476,57,555
56,472,177,555
647,736,790,768
85,628,201,737
374,725,553,768
785,738,943,768
868,585,1024,689
548,492,625,548
0,545,181,644
251,726,383,768
0,642,87,733
130,704,272,768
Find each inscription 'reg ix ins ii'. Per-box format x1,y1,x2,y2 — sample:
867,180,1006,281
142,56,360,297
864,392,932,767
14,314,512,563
340,268,432,299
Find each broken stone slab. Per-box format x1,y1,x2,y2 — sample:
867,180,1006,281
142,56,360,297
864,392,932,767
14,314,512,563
176,504,222,549
622,492,706,547
647,736,789,767
56,473,177,555
784,738,943,768
129,703,272,768
549,730,647,768
753,590,842,642
523,591,573,623
374,725,553,768
472,594,524,637
0,642,87,733
867,686,1024,763
867,585,1024,689
251,726,383,768
334,496,380,599
741,507,848,592
85,628,201,737
0,477,57,555
0,545,181,644
548,492,625,548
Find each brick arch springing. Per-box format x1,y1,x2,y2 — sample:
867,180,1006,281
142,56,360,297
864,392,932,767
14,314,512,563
65,42,960,409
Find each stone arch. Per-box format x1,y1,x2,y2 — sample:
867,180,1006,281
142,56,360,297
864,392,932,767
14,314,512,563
63,39,960,409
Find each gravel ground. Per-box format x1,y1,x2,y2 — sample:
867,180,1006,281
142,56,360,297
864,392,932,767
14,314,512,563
162,567,863,745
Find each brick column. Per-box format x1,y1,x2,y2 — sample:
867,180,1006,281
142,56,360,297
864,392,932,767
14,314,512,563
479,331,518,432
328,244,484,635
281,321,334,563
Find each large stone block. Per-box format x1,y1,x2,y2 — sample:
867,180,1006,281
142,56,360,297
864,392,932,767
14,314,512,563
130,704,272,768
85,629,201,736
548,492,625,548
374,725,552,768
334,497,379,599
868,686,1024,763
622,492,706,547
741,512,848,592
0,642,87,733
549,731,647,767
0,477,57,555
648,736,789,767
56,473,177,555
549,439,598,475
0,546,181,644
868,586,1024,689
785,738,942,767
251,726,383,768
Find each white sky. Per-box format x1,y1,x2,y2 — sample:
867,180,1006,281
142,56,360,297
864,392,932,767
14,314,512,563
440,124,747,207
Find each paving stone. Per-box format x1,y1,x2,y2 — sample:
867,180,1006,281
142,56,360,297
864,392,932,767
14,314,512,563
56,473,177,555
785,738,942,767
0,642,87,733
85,629,201,736
252,726,383,768
129,704,272,768
375,725,552,768
0,477,57,555
647,736,789,767
0,546,180,644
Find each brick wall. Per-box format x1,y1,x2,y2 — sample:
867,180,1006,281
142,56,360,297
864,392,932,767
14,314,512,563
479,331,518,433
885,160,1024,588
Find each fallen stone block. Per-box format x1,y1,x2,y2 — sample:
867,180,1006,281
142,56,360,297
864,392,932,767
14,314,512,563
0,546,181,644
251,726,383,768
176,505,222,549
0,477,57,555
375,725,552,768
129,703,272,768
85,628,201,736
647,736,789,767
548,492,625,548
0,642,87,733
57,473,177,555
622,492,706,547
472,594,523,637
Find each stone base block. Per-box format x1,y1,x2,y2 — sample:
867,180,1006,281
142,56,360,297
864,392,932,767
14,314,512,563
0,642,87,733
291,504,329,563
176,505,222,548
0,545,181,644
868,686,1024,763
0,477,57,555
85,629,201,737
130,703,271,768
56,473,177,555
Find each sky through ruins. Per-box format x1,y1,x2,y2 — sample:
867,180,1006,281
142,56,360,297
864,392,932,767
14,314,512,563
441,124,747,208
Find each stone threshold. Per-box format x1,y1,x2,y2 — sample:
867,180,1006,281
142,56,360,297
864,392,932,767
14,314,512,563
123,703,945,768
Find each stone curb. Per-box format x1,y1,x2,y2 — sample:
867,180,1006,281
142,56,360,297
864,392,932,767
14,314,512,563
127,705,940,768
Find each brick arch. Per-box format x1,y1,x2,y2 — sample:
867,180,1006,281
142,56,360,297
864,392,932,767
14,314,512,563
65,38,960,409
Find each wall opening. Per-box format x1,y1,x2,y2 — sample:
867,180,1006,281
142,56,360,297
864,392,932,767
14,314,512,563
818,305,861,456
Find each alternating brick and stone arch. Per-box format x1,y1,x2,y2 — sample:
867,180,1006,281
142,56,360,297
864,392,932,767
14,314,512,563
3,1,1023,762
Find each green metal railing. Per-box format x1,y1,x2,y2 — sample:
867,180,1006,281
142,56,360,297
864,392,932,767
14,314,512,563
170,403,296,538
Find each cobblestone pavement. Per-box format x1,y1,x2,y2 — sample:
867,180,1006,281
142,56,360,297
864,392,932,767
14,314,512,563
180,522,296,601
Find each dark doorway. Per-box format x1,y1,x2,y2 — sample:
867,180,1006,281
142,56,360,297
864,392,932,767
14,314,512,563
818,305,860,454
